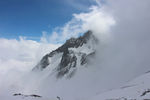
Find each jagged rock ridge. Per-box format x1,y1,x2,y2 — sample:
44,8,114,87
33,30,98,78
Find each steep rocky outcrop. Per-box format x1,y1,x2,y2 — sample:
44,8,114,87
33,30,98,78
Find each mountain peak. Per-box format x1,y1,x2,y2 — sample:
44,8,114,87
33,30,98,78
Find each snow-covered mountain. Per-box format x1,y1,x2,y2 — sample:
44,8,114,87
91,71,150,100
33,30,98,78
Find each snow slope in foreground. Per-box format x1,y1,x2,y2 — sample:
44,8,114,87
1,71,150,100
91,71,150,100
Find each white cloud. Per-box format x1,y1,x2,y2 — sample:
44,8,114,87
47,4,115,43
0,37,39,61
74,6,115,41
0,37,60,97
92,0,150,90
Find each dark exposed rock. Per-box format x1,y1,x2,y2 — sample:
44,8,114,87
81,52,95,65
57,96,61,100
30,94,42,98
13,93,22,96
81,53,87,65
56,50,77,78
145,70,150,73
141,89,150,96
13,93,42,98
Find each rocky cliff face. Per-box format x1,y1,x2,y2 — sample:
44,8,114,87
32,30,98,78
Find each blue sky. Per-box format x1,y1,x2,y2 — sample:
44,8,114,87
0,0,96,40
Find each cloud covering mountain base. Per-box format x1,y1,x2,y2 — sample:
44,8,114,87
0,0,150,100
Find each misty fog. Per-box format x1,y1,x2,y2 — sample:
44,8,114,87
0,0,150,100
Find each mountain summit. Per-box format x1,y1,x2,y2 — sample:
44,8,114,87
33,30,98,78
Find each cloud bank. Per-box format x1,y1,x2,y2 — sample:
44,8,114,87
0,37,60,98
